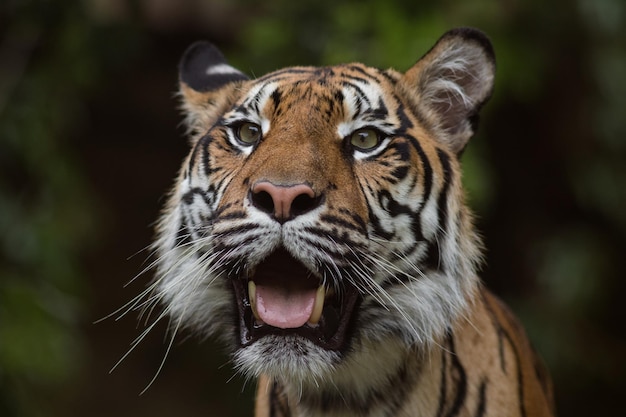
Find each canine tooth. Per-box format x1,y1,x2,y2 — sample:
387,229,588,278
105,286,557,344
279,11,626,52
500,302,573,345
308,285,325,325
248,281,260,320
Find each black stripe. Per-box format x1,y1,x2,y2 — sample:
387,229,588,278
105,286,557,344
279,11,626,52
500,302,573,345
188,142,199,175
482,293,528,417
342,74,371,85
213,210,246,222
481,293,507,373
211,127,242,155
333,89,345,105
344,64,382,82
269,380,291,417
377,189,413,217
437,333,467,417
435,148,452,227
381,70,399,85
174,218,192,248
448,335,468,416
434,148,453,273
242,82,272,114
337,208,367,233
435,340,448,417
313,66,336,78
380,270,412,289
319,94,336,121
213,223,258,237
232,103,251,117
256,67,315,83
376,96,389,117
182,187,216,209
299,236,345,257
393,139,412,164
299,236,363,263
342,81,371,108
270,88,284,117
356,177,395,242
188,133,212,177
425,242,441,271
200,135,213,176
367,206,393,240
179,205,202,243
396,103,414,132
271,88,282,106
301,225,368,248
532,347,553,405
389,165,409,183
405,135,432,245
474,379,487,417
320,213,366,233
362,110,390,124
213,235,262,256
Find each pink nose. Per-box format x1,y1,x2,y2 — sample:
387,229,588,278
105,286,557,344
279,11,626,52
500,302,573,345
251,182,320,222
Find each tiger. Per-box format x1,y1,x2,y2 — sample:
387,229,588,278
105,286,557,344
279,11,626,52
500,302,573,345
150,27,556,416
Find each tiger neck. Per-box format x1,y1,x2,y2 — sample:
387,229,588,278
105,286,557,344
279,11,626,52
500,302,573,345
277,339,442,417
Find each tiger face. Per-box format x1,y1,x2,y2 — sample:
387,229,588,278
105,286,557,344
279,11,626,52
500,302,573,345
154,28,495,387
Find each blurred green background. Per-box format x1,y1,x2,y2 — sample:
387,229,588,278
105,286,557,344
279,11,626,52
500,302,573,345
1,0,625,415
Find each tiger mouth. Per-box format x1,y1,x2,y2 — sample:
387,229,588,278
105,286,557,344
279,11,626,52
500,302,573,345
232,247,359,351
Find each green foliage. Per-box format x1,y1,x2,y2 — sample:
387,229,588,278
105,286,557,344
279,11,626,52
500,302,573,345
235,0,448,71
0,1,140,415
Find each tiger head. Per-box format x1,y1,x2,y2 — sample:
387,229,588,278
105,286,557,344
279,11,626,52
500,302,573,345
154,28,495,386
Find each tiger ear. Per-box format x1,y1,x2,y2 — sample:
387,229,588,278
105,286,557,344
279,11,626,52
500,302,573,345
400,28,495,154
178,41,249,138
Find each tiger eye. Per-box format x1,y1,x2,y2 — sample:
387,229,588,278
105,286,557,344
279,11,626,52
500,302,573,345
350,128,380,151
236,122,262,144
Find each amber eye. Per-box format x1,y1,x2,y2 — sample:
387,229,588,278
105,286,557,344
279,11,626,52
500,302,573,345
349,128,381,151
235,122,262,145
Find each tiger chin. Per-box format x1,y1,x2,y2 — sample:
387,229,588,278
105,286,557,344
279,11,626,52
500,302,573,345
151,28,556,416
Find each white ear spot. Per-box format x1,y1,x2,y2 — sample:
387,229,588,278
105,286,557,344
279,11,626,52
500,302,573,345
206,63,245,77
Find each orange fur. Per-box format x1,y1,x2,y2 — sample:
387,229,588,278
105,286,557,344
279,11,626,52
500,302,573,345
154,28,555,417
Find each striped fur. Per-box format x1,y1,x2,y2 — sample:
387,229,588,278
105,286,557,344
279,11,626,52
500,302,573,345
150,28,555,416
255,292,555,417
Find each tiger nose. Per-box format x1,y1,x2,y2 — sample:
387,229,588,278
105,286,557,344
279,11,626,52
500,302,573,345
250,182,321,223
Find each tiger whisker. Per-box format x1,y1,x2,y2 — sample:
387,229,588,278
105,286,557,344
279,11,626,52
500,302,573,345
140,305,186,395
110,306,171,374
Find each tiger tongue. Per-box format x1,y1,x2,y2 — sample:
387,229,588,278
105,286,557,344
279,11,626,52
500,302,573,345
255,284,316,329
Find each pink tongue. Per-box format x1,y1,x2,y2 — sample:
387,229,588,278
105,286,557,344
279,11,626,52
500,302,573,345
255,284,316,329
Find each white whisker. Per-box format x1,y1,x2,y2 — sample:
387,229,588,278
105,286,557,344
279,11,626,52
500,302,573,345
140,306,186,395
110,307,170,374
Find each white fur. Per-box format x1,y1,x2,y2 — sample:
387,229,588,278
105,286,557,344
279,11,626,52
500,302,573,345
206,63,244,76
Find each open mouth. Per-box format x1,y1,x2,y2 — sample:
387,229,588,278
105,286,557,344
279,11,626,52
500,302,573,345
232,247,359,351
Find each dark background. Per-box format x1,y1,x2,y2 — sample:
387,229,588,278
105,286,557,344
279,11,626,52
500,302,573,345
1,0,625,416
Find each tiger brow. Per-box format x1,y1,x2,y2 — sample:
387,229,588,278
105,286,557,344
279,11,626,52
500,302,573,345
361,108,389,122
